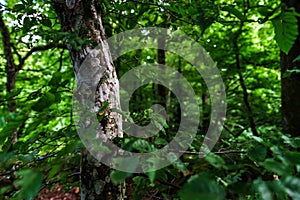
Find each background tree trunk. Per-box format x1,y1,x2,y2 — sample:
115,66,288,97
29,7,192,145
52,0,125,199
281,0,300,137
0,13,18,148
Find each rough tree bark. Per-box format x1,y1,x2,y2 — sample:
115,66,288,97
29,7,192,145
0,14,16,112
52,0,125,199
281,0,300,137
0,12,18,148
156,29,167,107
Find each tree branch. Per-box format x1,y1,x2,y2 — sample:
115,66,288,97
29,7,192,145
127,0,196,25
17,43,67,70
233,24,259,136
168,149,246,156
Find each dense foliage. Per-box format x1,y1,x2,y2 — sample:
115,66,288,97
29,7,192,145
1,0,300,199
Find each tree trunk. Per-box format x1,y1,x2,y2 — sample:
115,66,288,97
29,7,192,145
281,0,300,137
0,13,18,147
52,0,125,199
156,29,167,107
0,14,17,112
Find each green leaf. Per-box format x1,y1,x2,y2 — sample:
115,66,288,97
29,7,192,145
253,178,273,200
0,186,13,196
6,88,22,99
285,151,300,165
282,69,300,78
14,169,43,200
26,8,36,15
272,9,299,54
57,140,78,157
281,176,300,199
99,101,110,112
179,173,225,200
155,169,168,182
40,17,52,27
257,7,272,17
248,144,267,162
112,156,139,173
23,17,32,32
172,158,187,173
0,152,15,167
110,170,129,184
196,12,215,34
26,89,42,100
2,137,14,153
293,55,300,62
48,72,62,86
147,171,156,185
132,176,147,199
13,4,25,12
222,5,245,21
19,153,34,163
54,93,61,103
261,158,289,176
268,180,287,198
32,92,55,111
282,135,300,148
47,164,62,180
154,138,167,145
227,182,251,195
132,139,156,153
205,153,225,169
0,118,25,141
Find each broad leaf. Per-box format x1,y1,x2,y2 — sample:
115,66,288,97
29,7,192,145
14,169,43,200
12,4,25,12
281,176,300,199
282,135,300,148
248,144,267,162
293,55,300,62
205,153,225,169
179,174,225,200
23,17,32,32
272,9,299,54
257,7,272,17
5,88,22,99
253,178,273,200
40,17,52,27
261,158,289,176
32,92,55,111
110,170,130,184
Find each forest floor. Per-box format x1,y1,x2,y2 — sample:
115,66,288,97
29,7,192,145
34,184,80,200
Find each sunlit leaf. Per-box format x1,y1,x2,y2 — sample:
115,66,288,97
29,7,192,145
5,88,22,99
222,5,245,21
272,8,299,54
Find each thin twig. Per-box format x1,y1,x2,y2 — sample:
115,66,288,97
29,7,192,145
169,149,246,155
17,43,67,70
